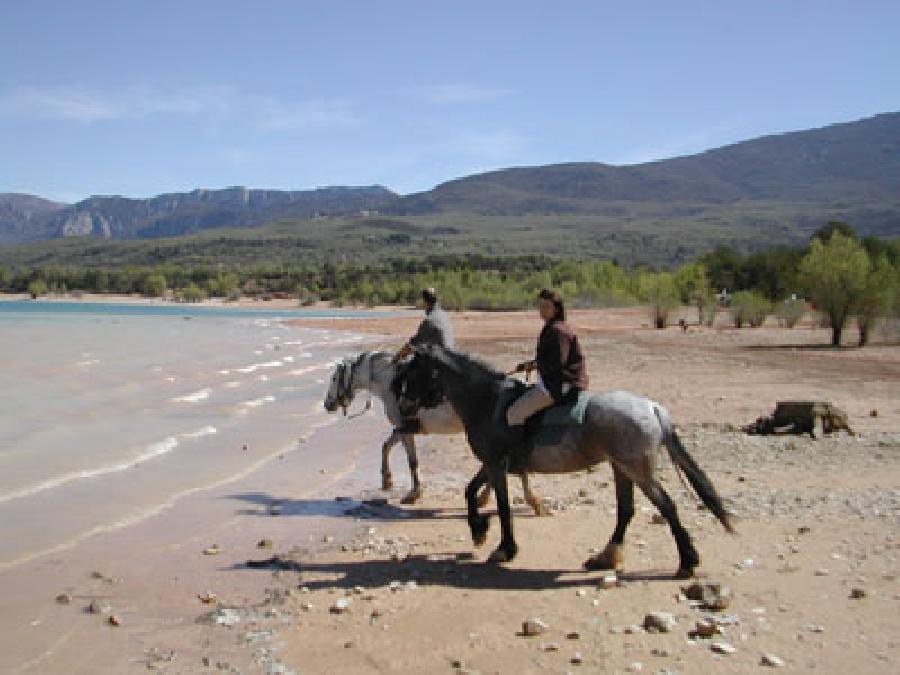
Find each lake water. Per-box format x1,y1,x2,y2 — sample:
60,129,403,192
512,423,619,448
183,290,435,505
0,301,388,570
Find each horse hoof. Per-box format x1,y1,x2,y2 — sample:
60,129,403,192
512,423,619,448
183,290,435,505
401,490,422,505
675,566,696,579
583,545,623,571
488,549,509,564
472,531,487,547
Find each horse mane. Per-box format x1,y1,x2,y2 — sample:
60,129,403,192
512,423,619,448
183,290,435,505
437,347,507,383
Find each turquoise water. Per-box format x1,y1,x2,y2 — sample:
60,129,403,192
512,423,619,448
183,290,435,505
0,299,396,320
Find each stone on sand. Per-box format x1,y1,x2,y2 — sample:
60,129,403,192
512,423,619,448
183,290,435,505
643,611,677,633
522,618,549,636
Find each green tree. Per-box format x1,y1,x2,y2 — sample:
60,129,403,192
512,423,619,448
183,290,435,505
730,291,771,328
142,273,167,298
639,272,679,329
27,279,48,299
178,284,208,303
856,255,899,346
798,233,870,346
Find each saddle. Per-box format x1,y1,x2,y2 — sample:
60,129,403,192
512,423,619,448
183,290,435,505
496,383,590,472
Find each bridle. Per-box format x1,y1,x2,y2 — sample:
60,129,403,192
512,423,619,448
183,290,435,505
331,353,379,418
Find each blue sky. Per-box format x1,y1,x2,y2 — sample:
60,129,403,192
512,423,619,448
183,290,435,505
2,1,898,203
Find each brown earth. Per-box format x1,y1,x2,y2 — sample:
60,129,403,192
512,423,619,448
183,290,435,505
243,309,898,674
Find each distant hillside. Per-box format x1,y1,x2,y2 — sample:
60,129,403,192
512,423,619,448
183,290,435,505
0,185,397,244
392,112,900,227
2,112,899,253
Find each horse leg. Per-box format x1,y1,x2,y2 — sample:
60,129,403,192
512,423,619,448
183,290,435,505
476,483,491,508
637,477,700,578
465,467,490,547
520,473,550,516
400,434,422,504
584,466,633,571
380,430,401,490
486,460,518,563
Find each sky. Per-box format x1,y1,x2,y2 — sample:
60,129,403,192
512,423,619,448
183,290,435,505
2,1,899,203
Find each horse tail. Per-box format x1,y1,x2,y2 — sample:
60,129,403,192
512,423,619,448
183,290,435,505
653,404,735,534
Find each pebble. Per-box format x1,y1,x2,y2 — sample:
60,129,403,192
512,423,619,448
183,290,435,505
760,653,785,667
814,568,829,576
681,582,731,610
257,539,273,549
55,593,72,605
643,612,677,633
802,624,825,633
541,642,560,652
576,589,587,597
107,614,121,627
330,598,352,614
599,574,619,589
850,588,867,599
566,631,581,640
691,619,721,638
522,618,549,636
626,663,643,672
710,641,736,654
203,545,220,556
87,600,109,615
300,602,313,612
651,513,667,525
570,652,583,665
197,592,217,604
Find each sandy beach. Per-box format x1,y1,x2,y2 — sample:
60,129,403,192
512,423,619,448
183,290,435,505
3,305,898,673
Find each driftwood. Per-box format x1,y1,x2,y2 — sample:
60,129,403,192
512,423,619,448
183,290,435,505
744,401,853,438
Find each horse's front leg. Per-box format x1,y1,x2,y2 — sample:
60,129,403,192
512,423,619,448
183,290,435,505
400,434,422,504
465,467,490,546
487,460,518,563
381,430,402,490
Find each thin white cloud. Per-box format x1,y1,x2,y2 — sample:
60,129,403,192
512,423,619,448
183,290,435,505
0,84,233,122
421,84,514,104
255,98,361,131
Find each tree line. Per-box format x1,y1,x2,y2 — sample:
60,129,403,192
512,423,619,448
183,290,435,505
2,222,897,346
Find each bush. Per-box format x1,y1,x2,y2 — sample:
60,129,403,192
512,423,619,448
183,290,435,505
639,272,680,329
731,291,771,327
775,297,807,328
27,279,48,299
177,284,207,303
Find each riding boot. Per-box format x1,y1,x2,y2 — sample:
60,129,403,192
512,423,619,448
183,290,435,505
394,417,422,435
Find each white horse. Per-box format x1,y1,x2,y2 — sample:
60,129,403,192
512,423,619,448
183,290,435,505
324,350,547,513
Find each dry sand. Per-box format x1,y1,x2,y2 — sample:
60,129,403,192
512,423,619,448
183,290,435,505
12,307,898,674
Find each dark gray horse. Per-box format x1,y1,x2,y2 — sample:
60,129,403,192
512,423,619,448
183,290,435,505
395,345,734,577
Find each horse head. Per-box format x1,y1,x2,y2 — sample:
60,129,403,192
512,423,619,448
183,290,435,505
324,357,356,414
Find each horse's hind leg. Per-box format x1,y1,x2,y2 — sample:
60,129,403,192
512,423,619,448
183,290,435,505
637,477,700,578
476,483,491,509
465,467,490,547
521,473,550,516
400,434,422,504
584,465,632,571
380,430,402,490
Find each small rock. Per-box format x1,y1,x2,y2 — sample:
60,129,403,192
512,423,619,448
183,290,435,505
330,597,352,614
107,615,121,627
89,571,105,580
797,526,811,535
55,593,72,605
198,592,217,604
651,514,667,525
761,653,785,667
850,588,867,599
814,568,829,577
322,535,334,543
576,589,587,597
651,648,669,657
599,574,619,589
803,623,825,633
570,652,583,665
541,642,560,652
643,611,677,633
522,618,549,636
203,545,220,556
681,582,731,610
300,602,313,612
626,663,643,672
257,539,273,549
87,600,108,615
691,619,721,638
710,641,736,654
566,631,581,640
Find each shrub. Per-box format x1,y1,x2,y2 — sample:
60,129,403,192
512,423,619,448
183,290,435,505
731,290,771,328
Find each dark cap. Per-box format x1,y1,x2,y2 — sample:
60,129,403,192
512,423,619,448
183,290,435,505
422,287,437,305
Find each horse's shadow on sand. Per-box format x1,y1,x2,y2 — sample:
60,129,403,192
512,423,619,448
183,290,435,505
231,550,687,592
227,491,533,523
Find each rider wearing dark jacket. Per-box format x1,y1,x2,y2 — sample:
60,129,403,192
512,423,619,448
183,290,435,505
508,289,588,427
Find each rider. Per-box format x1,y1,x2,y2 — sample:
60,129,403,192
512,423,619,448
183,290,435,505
392,287,455,432
508,288,588,431
394,287,455,361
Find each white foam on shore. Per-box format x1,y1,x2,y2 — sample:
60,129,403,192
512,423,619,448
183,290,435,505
0,418,345,572
171,388,211,403
236,360,284,374
75,359,100,367
224,381,241,388
240,395,276,408
181,425,217,439
0,436,179,504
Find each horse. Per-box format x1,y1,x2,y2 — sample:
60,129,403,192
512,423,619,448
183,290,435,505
394,344,734,578
323,350,548,513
